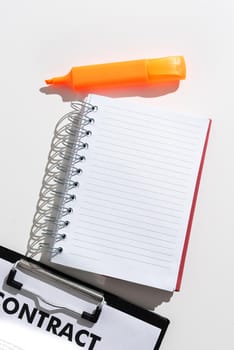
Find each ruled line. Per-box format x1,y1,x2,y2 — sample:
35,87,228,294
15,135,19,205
85,187,184,207
103,115,200,140
91,140,193,174
82,195,183,214
80,204,180,226
102,104,202,129
82,198,181,219
72,243,171,267
74,225,175,249
70,249,168,269
77,218,177,242
79,212,178,234
86,170,187,195
73,234,173,257
86,181,185,201
93,151,191,179
68,252,99,262
98,120,199,146
94,141,193,166
96,136,196,155
97,131,197,153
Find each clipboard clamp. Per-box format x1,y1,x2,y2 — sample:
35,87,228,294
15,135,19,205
6,259,103,323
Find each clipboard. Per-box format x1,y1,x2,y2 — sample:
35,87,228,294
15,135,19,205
0,245,169,350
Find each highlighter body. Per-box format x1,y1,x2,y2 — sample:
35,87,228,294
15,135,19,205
46,56,186,91
72,60,149,90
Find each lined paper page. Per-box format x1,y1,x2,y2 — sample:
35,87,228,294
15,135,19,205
53,95,210,291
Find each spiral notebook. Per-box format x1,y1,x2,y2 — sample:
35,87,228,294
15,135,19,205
27,95,211,292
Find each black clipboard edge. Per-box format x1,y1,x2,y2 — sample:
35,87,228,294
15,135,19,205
104,293,169,350
0,246,169,350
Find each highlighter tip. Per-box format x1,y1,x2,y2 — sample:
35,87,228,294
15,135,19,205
45,74,70,85
45,79,53,84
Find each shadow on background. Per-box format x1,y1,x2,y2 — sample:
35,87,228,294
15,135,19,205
40,80,180,102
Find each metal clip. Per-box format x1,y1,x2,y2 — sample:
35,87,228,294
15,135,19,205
6,259,103,323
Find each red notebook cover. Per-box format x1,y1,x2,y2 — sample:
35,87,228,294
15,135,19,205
175,119,212,291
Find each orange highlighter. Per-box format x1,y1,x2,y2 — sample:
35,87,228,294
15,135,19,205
45,56,186,91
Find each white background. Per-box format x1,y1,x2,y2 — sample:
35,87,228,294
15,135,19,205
0,1,233,349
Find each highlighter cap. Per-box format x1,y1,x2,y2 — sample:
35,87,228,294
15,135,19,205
146,56,186,82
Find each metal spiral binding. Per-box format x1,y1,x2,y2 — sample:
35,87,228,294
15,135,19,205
26,100,97,258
